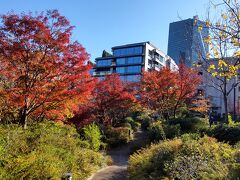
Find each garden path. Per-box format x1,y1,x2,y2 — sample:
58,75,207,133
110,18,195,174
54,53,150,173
88,130,147,180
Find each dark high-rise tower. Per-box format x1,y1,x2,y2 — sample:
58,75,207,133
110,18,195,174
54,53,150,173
167,16,209,67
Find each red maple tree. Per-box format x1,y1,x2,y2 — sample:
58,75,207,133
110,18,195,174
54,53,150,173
72,74,136,127
139,67,178,118
0,10,94,128
139,65,201,119
173,64,202,117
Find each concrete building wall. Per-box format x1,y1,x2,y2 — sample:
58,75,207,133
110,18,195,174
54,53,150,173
200,58,240,116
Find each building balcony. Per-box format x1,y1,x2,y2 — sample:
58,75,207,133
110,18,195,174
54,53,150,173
93,71,112,76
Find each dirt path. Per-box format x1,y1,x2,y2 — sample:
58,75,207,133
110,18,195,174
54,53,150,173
88,130,147,180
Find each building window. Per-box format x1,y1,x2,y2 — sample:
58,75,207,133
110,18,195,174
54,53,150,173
126,75,140,82
120,76,125,81
116,67,125,74
113,46,143,56
155,53,159,59
116,58,126,65
197,89,204,96
148,50,152,57
159,55,164,63
97,59,112,67
127,56,142,64
99,76,106,81
126,66,141,73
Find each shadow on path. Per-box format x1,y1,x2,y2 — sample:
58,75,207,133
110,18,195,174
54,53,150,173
88,130,148,180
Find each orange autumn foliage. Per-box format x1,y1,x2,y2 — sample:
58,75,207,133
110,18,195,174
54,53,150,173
0,10,94,128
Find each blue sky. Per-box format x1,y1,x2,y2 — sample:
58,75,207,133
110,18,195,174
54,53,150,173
1,0,213,62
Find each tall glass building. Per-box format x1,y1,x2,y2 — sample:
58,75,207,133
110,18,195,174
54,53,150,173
167,16,209,67
93,42,178,82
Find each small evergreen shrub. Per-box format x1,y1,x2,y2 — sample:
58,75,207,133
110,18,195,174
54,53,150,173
169,117,208,133
0,122,106,179
163,123,181,139
128,136,239,180
148,121,166,141
125,117,140,131
83,123,102,151
136,113,152,130
128,139,182,179
104,126,132,147
207,123,240,145
120,122,132,129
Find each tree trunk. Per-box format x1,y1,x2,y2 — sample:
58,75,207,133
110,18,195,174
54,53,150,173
223,78,229,123
223,94,228,123
173,106,177,119
19,107,28,129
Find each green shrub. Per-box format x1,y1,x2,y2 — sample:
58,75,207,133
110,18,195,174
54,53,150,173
169,117,208,134
136,113,152,130
120,122,132,129
180,133,200,141
128,139,182,179
0,122,106,179
104,126,132,147
166,136,238,179
83,123,102,151
125,117,140,131
128,136,239,180
207,123,240,145
148,121,166,141
163,123,181,139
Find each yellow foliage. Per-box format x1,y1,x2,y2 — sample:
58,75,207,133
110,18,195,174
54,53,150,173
205,21,210,27
204,35,211,43
198,26,203,31
206,52,211,59
212,72,218,77
208,64,216,73
218,59,227,67
213,49,219,57
234,51,240,57
222,14,228,19
231,38,239,47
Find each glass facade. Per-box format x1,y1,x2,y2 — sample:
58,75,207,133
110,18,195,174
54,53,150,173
159,55,164,63
116,56,142,65
126,75,140,82
96,59,112,67
126,66,141,73
128,56,142,64
94,43,145,82
113,46,143,56
120,75,140,82
116,58,125,65
116,67,125,74
116,65,142,74
167,18,209,67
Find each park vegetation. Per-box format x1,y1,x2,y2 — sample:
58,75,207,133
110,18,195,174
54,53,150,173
0,0,239,179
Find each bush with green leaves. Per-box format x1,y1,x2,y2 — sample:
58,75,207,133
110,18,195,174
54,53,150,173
207,122,240,145
163,123,181,139
147,120,181,142
124,117,140,131
128,139,182,179
136,113,153,130
128,136,239,180
82,123,102,151
147,121,166,141
168,116,208,134
104,126,132,147
0,122,106,179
